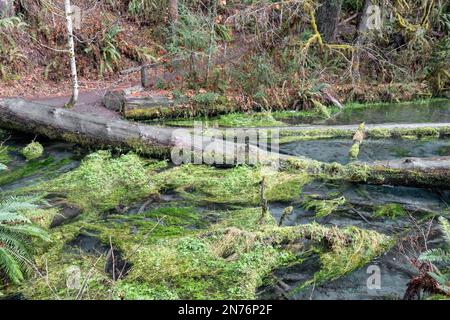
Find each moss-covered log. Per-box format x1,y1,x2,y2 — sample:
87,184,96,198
0,98,278,164
2,98,450,189
285,156,450,189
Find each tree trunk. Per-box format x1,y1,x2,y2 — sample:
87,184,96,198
64,0,79,108
316,0,343,42
352,0,373,83
0,0,14,18
169,0,178,24
2,98,450,189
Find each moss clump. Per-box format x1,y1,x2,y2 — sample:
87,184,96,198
279,128,353,143
348,143,360,159
165,112,286,128
374,203,406,219
302,196,346,218
21,142,44,161
312,100,331,119
368,128,391,139
153,164,310,205
0,145,13,164
35,151,163,213
288,224,393,292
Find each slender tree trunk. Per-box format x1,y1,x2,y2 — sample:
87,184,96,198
352,0,373,83
316,0,343,42
169,0,178,24
0,0,14,18
64,0,79,108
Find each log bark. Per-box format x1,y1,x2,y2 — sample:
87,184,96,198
0,98,278,166
1,98,450,189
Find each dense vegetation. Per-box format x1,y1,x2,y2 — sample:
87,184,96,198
0,0,449,301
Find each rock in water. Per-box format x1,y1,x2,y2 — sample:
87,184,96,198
21,141,44,161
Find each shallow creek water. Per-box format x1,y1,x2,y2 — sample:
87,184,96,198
2,100,450,300
280,138,450,164
326,99,450,125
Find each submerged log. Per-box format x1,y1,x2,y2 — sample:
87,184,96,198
1,98,450,189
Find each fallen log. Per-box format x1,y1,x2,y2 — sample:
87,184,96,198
1,98,450,189
0,98,279,166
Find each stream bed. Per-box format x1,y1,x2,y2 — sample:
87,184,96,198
280,138,450,164
1,100,450,300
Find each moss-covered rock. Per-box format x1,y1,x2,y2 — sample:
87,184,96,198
21,142,44,161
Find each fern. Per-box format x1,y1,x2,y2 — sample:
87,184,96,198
438,216,450,243
0,16,27,31
0,196,49,284
419,248,450,263
419,217,450,295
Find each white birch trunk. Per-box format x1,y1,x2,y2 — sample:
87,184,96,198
64,0,79,108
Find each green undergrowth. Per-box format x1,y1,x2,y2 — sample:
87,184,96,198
286,224,394,293
342,98,449,111
27,151,166,214
0,145,13,164
164,112,286,128
153,164,311,205
302,196,346,218
278,126,450,144
0,157,72,187
4,148,396,300
21,203,392,300
374,203,407,219
163,108,334,128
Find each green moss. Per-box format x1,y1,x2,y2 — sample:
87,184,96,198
368,128,391,139
312,100,331,119
289,224,393,293
0,157,70,186
302,196,346,218
32,151,162,213
0,146,13,164
19,199,393,300
153,164,310,205
21,142,44,161
280,128,353,141
389,147,411,157
348,143,360,159
165,112,286,128
374,203,407,219
279,126,450,143
437,145,450,156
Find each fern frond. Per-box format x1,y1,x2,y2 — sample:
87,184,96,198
0,248,24,284
419,248,450,263
3,224,51,242
0,212,31,224
438,216,450,244
428,271,450,294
